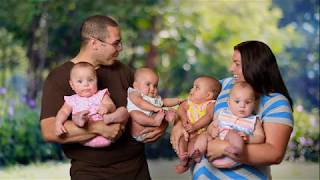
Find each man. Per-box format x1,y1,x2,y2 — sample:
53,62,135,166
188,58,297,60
40,15,167,180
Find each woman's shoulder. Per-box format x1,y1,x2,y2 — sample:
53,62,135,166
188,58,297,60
219,77,233,88
259,93,291,107
258,93,293,126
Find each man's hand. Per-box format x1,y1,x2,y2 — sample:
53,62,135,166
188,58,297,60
89,121,124,141
140,121,168,143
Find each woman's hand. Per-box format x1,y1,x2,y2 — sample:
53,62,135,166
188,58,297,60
206,138,229,162
141,121,168,143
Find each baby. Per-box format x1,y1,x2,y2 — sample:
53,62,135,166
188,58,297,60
127,67,182,142
55,62,126,148
175,76,221,174
207,81,265,168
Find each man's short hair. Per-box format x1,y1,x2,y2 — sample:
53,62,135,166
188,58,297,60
80,15,118,47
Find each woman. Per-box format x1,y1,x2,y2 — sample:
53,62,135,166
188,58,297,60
171,40,293,179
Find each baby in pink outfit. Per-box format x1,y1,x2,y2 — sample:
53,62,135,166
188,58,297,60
55,62,126,148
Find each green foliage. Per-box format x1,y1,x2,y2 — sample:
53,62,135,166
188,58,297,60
286,106,319,162
0,28,28,88
0,103,63,166
0,0,318,165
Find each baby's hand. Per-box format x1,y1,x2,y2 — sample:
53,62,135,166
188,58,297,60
185,123,194,133
97,106,109,115
55,122,67,136
210,128,219,138
237,132,248,142
178,98,185,105
153,107,163,113
183,129,189,142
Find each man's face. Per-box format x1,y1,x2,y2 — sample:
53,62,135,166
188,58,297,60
96,26,123,66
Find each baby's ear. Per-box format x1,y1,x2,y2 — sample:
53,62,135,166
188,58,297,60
207,91,214,100
133,81,138,89
69,80,75,91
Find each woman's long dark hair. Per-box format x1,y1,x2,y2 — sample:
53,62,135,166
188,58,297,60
234,40,293,109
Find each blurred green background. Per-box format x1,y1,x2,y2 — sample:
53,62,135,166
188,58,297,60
0,0,319,167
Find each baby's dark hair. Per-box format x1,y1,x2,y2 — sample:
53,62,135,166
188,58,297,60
198,75,221,99
70,62,96,79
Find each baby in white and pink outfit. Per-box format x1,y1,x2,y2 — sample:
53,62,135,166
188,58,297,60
55,62,126,148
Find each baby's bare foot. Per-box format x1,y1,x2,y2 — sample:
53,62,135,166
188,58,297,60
175,164,189,174
192,149,202,163
165,110,176,122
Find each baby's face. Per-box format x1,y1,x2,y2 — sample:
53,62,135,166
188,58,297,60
189,78,210,103
69,67,98,97
134,71,159,97
228,86,255,118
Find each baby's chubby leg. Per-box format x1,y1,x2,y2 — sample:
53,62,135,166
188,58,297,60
175,136,190,174
103,107,128,124
164,109,176,122
224,130,244,157
130,110,165,127
193,133,208,162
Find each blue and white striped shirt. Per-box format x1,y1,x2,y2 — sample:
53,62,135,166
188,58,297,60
192,77,293,180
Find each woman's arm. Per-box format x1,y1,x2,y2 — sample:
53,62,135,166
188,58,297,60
233,123,292,165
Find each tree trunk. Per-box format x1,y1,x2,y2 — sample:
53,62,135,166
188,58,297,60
26,6,48,108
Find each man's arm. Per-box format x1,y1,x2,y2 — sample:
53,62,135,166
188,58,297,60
41,116,124,144
41,117,96,143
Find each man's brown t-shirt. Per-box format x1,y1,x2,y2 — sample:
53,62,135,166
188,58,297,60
40,60,150,178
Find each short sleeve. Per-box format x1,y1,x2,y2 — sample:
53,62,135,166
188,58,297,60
64,95,75,108
97,88,110,100
258,93,293,127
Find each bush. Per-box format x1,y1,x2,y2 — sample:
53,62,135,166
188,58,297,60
286,106,319,162
0,97,64,166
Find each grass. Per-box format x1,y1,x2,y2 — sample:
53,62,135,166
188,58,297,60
0,160,318,180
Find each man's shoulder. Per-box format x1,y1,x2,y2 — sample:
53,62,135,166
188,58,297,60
48,61,73,77
46,61,73,80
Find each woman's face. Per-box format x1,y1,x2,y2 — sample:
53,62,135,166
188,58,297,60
229,50,245,83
